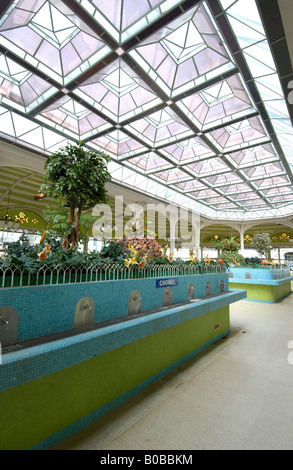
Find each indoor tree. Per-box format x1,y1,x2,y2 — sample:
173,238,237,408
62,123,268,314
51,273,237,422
42,200,97,252
40,142,111,250
252,233,272,259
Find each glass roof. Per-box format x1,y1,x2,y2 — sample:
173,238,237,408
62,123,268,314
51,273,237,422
0,0,293,220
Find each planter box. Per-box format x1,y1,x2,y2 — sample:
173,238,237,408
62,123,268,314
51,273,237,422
228,267,292,302
0,287,246,450
0,273,230,343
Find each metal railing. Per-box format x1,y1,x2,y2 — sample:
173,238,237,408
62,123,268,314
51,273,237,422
0,262,227,288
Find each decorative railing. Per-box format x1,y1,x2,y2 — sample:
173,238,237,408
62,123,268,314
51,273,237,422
0,263,227,288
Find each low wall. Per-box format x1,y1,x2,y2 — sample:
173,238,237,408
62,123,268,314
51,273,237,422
0,273,229,343
0,288,246,450
228,267,290,280
228,268,292,302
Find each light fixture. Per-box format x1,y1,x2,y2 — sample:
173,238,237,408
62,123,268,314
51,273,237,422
34,193,46,200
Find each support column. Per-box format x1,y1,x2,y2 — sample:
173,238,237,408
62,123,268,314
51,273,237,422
239,225,245,255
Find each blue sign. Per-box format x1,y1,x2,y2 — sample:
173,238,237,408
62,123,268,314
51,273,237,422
156,278,178,288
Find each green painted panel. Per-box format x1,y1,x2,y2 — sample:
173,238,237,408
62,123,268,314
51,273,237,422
0,209,46,230
230,282,291,302
0,306,229,450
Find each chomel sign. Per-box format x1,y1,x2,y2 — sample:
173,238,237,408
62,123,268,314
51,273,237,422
156,278,178,288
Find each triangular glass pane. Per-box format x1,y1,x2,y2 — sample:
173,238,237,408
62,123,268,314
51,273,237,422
0,109,15,136
20,126,44,148
226,0,265,35
101,68,138,97
227,16,265,48
162,21,206,64
30,3,78,49
12,113,39,137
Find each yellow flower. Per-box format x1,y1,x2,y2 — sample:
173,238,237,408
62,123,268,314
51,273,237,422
124,259,131,266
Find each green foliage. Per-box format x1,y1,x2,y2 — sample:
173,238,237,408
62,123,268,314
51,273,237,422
252,233,271,256
42,202,68,236
1,233,227,276
214,236,240,253
41,142,111,210
244,257,262,266
220,251,245,266
40,142,111,250
39,230,62,252
3,233,35,258
100,240,126,263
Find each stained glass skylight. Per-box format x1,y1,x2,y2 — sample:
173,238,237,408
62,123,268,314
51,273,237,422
0,0,293,220
129,2,235,98
0,0,111,85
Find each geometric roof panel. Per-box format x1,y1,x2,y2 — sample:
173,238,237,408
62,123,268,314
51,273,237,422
0,0,293,220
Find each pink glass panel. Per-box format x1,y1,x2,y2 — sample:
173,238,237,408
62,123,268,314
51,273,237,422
205,103,225,123
122,0,151,30
119,94,136,115
72,32,104,62
61,42,81,76
35,40,62,75
130,86,155,107
195,47,227,76
0,80,20,102
80,83,108,103
174,58,198,88
101,92,119,115
157,56,176,88
138,44,167,70
93,0,121,29
0,9,35,29
2,27,42,56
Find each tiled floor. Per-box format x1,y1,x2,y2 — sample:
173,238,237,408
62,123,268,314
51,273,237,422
52,294,293,450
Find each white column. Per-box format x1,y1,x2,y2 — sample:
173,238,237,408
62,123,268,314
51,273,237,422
240,225,245,255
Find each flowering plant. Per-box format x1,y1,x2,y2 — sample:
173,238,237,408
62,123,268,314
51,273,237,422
123,237,166,267
189,249,197,264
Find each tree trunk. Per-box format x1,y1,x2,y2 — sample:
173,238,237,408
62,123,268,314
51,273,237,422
62,204,79,250
83,234,89,253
